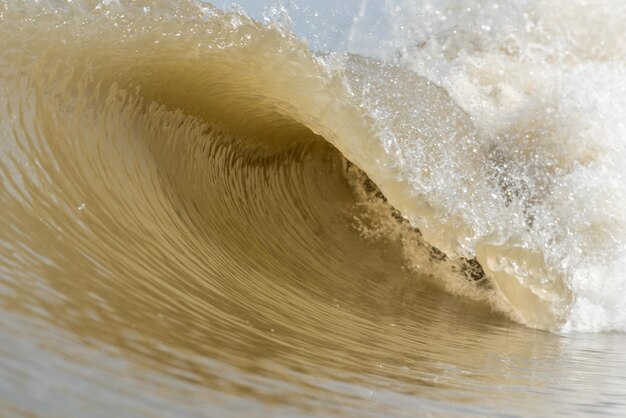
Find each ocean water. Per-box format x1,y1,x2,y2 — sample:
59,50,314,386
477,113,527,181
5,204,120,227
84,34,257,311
1,0,626,416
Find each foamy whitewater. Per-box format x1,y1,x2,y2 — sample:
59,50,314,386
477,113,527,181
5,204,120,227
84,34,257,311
343,0,626,332
1,0,625,333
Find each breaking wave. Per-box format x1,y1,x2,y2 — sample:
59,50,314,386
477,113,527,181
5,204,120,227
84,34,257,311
1,0,626,338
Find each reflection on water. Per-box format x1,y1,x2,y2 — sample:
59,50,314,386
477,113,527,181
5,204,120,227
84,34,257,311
1,1,625,417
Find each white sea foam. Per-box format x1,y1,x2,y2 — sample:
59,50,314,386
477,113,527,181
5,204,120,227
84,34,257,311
340,0,626,331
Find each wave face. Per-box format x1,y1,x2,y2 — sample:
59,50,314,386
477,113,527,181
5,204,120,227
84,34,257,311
0,0,625,358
